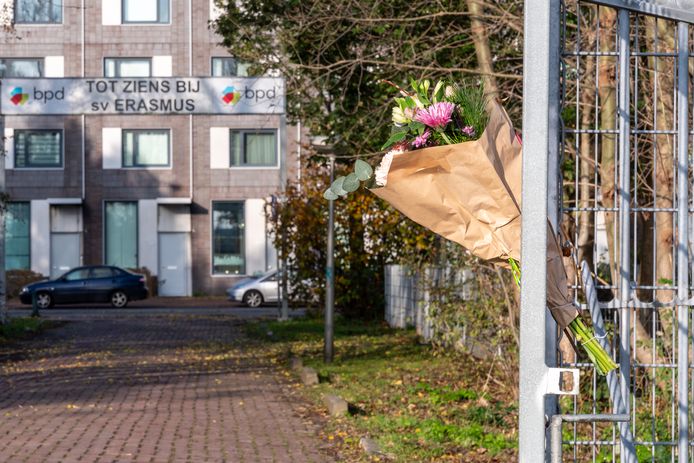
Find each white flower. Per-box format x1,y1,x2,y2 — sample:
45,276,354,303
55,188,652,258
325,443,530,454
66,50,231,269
392,107,408,125
375,149,402,187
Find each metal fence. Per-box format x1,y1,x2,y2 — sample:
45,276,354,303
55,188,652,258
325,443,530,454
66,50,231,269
383,265,474,342
521,0,694,461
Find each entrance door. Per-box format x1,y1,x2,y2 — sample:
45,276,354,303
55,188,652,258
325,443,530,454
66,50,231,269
50,233,81,279
158,233,190,296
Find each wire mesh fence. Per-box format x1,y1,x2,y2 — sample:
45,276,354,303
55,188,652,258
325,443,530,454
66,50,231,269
557,1,693,460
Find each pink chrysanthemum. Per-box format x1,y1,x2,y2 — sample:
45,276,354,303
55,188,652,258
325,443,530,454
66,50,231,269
411,130,431,148
462,125,476,137
414,102,456,129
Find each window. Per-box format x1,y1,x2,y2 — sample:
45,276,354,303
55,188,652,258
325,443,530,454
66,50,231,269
91,267,115,279
212,202,245,275
64,268,90,281
105,202,138,269
104,58,151,77
0,58,42,77
211,57,250,77
15,0,61,23
230,130,277,167
122,130,170,167
5,202,30,271
122,0,169,23
15,130,62,168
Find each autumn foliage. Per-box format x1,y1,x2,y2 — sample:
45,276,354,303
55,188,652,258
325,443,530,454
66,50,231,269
268,161,437,319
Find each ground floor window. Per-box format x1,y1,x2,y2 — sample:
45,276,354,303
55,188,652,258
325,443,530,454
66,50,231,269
212,202,244,275
105,202,138,269
6,202,30,270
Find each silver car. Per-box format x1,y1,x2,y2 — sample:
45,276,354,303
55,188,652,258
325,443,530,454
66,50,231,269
226,270,282,307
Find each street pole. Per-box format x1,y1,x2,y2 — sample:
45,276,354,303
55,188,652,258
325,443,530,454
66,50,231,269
0,81,6,324
279,220,289,321
324,155,335,363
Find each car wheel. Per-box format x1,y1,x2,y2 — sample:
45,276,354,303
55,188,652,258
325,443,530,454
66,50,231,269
243,290,263,308
110,290,129,308
35,292,52,309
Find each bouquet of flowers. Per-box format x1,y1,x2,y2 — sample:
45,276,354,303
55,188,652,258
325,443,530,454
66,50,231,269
324,79,616,376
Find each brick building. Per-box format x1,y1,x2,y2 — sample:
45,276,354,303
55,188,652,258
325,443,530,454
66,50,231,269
0,0,298,296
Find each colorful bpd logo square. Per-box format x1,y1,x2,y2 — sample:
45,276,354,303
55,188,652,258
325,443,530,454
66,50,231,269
10,87,29,106
221,86,241,105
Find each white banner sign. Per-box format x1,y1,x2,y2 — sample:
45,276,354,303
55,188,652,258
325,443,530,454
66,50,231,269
1,77,285,115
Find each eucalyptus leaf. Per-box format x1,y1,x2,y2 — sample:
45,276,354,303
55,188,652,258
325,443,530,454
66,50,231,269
330,176,348,196
343,173,360,192
381,131,407,150
323,189,338,200
354,159,373,181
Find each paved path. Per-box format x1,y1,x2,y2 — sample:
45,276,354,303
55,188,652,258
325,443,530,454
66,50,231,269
0,312,330,463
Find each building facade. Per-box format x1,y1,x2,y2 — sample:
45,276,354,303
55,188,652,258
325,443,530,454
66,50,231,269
0,0,298,296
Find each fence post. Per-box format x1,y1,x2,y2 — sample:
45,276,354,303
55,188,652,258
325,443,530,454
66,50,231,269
520,0,554,459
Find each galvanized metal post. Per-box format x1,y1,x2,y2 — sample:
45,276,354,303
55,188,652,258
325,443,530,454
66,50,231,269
582,262,637,461
0,81,6,325
520,0,552,459
676,21,689,463
545,1,562,447
616,9,632,437
279,113,290,321
324,155,335,363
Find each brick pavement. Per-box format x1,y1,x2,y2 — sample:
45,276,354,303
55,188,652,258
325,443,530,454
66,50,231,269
0,315,332,463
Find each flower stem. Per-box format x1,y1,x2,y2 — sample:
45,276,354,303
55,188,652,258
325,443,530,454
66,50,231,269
567,317,617,375
507,258,617,376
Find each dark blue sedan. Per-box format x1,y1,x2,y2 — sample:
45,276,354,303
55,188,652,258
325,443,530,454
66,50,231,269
19,265,149,309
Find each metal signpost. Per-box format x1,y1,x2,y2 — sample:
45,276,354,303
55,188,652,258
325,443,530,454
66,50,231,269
324,155,335,363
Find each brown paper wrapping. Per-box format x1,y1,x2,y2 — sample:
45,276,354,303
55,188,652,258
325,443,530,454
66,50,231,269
372,100,578,328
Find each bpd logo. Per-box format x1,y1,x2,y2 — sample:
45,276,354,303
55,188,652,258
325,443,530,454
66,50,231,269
221,85,278,106
9,87,28,106
221,86,241,105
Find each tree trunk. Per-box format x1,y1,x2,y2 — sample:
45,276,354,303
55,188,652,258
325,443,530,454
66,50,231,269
466,0,499,101
598,7,654,366
645,17,676,355
597,7,618,290
577,30,596,269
